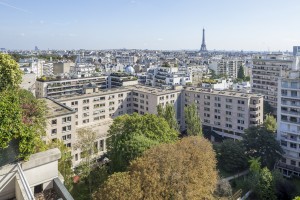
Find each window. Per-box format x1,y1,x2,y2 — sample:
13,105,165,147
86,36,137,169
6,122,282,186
215,97,221,101
214,109,220,113
51,129,57,135
226,111,232,115
214,115,221,119
226,98,232,103
237,113,245,118
204,119,210,123
109,102,115,106
291,160,296,166
140,94,144,98
237,126,244,131
204,101,210,106
75,154,78,161
71,101,78,106
237,119,245,124
83,112,89,117
290,143,297,149
204,107,210,111
100,140,104,151
140,100,144,103
83,106,89,110
204,95,210,99
226,117,232,122
238,100,245,104
108,95,115,99
238,106,245,111
204,113,210,117
83,119,89,124
118,94,123,98
83,99,89,104
214,121,221,126
214,103,221,107
51,119,57,125
226,124,232,128
62,116,71,123
226,105,232,109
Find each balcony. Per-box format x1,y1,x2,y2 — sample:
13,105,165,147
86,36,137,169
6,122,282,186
281,110,300,116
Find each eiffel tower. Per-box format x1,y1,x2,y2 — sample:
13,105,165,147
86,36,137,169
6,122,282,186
200,28,207,52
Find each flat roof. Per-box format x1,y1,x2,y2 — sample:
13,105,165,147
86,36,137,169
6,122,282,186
45,98,75,118
184,86,263,98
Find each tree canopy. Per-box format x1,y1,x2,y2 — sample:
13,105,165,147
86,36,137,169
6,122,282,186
0,53,23,92
107,113,178,172
215,140,248,173
243,126,283,169
184,103,202,136
94,136,218,200
237,65,245,80
157,104,179,131
0,89,47,160
263,114,277,133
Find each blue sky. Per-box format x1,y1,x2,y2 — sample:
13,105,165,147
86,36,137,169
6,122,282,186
1,0,300,51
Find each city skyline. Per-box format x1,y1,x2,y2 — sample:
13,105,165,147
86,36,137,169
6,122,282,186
1,0,300,51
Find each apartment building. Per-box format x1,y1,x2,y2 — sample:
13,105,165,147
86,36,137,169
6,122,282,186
108,72,138,88
146,66,192,87
277,71,300,177
183,87,263,140
209,59,244,79
44,85,182,166
36,76,107,98
252,54,293,113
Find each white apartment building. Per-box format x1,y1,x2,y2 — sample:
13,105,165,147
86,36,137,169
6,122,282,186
45,85,183,166
35,76,107,98
209,58,244,79
19,58,44,78
252,53,294,113
183,87,263,140
277,71,300,177
146,66,192,87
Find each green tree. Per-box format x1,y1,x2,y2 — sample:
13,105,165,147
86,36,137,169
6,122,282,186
0,53,23,91
156,104,179,131
47,140,73,189
264,114,277,133
75,128,97,198
249,157,261,174
184,103,202,136
264,100,274,116
243,126,283,169
107,113,178,172
293,197,300,200
215,140,248,173
0,89,47,160
94,136,218,200
256,167,276,200
237,65,245,80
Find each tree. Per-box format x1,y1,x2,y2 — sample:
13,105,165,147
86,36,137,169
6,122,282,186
243,126,283,169
264,100,274,116
94,136,218,199
75,128,97,197
264,114,277,133
237,65,245,80
184,103,202,136
0,53,23,92
107,113,178,172
0,89,47,160
256,167,276,200
215,140,248,173
156,104,179,131
47,140,73,188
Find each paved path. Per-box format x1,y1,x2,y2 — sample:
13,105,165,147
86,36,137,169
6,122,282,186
222,169,249,181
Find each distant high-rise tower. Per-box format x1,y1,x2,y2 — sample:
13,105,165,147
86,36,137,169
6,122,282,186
200,28,207,52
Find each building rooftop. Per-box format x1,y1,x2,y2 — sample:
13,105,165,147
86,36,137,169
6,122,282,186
45,98,76,118
184,86,263,98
